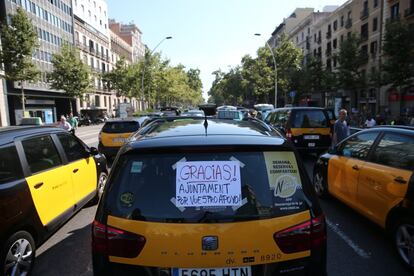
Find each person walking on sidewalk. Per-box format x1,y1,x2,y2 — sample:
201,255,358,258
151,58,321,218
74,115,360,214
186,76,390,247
68,113,78,135
332,109,349,145
58,116,72,132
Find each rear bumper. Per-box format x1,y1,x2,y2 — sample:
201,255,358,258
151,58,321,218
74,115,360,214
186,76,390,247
98,142,120,158
92,255,327,276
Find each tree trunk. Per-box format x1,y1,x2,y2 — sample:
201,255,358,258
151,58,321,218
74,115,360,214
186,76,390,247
21,82,26,117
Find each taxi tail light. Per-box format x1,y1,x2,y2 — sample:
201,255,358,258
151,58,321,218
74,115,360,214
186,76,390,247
273,215,326,254
285,128,292,140
92,220,146,258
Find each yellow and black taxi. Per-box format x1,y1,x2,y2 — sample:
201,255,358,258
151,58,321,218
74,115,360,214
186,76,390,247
98,117,148,159
0,126,107,275
92,118,327,275
313,126,414,270
265,107,332,154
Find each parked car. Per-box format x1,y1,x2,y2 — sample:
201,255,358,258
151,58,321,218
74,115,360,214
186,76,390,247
98,117,148,159
0,126,107,275
181,109,205,117
92,118,327,276
160,107,181,116
313,126,414,270
265,107,332,154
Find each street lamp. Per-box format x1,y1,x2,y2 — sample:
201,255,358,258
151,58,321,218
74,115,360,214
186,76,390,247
141,36,172,109
254,33,277,108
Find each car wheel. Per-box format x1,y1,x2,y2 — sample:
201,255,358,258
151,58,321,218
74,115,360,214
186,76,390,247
89,172,108,206
393,218,414,270
313,171,329,198
1,231,36,276
97,172,108,198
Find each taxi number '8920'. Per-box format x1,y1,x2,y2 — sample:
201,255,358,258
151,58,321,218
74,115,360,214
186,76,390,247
172,266,251,276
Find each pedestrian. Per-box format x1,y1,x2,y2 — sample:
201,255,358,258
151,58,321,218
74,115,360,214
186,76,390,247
364,115,377,128
58,115,72,132
332,109,349,145
68,113,78,135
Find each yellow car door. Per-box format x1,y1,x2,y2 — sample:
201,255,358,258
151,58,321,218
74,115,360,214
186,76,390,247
21,135,74,226
55,133,97,205
358,132,414,227
328,131,379,208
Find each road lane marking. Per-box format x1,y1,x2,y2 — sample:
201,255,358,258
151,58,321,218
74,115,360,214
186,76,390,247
326,218,371,259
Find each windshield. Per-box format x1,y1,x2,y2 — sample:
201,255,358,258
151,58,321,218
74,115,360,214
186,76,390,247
102,121,140,133
291,110,328,128
105,151,308,223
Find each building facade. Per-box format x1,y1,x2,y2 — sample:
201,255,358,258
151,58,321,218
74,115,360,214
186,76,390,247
1,0,74,125
269,0,414,118
109,19,144,62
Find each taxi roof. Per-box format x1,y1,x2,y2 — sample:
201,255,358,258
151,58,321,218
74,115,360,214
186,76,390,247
123,118,286,152
0,126,64,145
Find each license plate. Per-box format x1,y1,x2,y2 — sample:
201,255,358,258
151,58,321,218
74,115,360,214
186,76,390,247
172,266,252,276
304,135,320,140
308,143,316,147
113,137,126,143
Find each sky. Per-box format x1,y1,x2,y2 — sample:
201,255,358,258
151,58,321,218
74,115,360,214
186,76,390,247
107,0,348,100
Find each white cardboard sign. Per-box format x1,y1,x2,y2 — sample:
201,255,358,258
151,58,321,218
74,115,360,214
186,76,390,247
175,161,242,207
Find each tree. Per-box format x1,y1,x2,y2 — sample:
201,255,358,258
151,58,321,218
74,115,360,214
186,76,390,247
0,8,39,115
336,33,366,108
48,44,92,112
274,34,303,105
382,20,414,91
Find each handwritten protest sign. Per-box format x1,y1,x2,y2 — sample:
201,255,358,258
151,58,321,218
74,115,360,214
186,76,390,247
175,161,241,207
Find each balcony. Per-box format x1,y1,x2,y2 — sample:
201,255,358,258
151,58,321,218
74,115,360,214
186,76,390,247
345,18,352,29
326,30,332,39
405,8,414,18
360,8,369,20
386,15,400,23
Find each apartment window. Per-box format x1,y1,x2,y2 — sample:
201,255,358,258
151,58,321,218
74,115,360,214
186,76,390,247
104,96,107,107
347,32,351,39
75,0,77,6
88,10,91,17
81,4,84,12
95,95,100,107
83,54,87,63
333,57,337,67
333,20,338,31
373,17,378,31
104,11,106,17
99,6,101,13
314,33,317,42
374,0,378,8
391,3,399,19
100,19,102,26
370,41,378,54
341,15,344,27
347,11,352,19
296,36,298,43
301,32,304,41
361,23,369,40
308,27,310,35
101,46,104,56
83,36,86,46
75,31,79,41
90,57,94,68
94,1,96,7
94,15,97,22
333,38,337,49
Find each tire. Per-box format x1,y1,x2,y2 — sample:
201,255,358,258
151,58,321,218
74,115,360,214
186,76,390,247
313,170,329,198
393,218,414,271
0,231,36,276
90,172,108,205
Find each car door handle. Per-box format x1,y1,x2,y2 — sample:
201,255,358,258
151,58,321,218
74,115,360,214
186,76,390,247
34,182,44,189
73,168,79,173
352,165,359,171
394,177,407,184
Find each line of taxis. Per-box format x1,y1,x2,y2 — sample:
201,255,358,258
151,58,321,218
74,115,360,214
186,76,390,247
0,106,412,275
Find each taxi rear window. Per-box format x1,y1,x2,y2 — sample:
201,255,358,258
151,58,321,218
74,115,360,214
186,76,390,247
291,110,328,128
102,121,140,133
105,151,309,223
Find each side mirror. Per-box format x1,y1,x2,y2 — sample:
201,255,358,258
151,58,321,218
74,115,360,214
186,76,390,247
89,147,99,155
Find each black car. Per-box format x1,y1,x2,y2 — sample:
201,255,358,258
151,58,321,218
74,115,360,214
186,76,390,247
0,126,107,275
92,118,326,276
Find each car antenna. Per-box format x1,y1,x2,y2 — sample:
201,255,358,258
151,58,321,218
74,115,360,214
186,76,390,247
198,104,217,137
203,115,208,136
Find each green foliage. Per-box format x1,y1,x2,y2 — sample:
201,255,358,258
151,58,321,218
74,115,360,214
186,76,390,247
48,44,92,100
0,8,39,83
336,33,365,91
382,20,414,88
208,34,303,106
